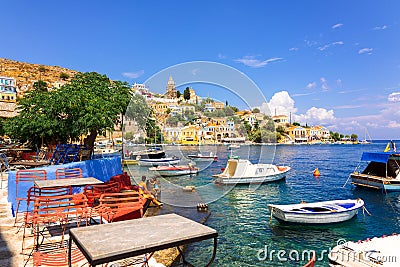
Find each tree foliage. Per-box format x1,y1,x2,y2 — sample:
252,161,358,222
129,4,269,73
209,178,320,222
5,72,132,150
183,87,190,101
60,72,69,80
33,80,48,92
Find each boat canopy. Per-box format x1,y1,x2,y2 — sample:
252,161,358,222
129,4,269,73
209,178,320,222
361,152,392,163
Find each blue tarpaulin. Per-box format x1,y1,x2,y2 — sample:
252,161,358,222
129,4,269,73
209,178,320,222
360,152,392,163
8,156,122,215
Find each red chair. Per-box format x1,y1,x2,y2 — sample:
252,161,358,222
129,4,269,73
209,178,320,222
33,246,86,267
302,250,316,267
98,191,144,223
21,186,72,253
83,182,120,207
55,168,82,179
14,170,47,227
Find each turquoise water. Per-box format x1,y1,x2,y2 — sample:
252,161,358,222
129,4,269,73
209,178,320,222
126,142,400,266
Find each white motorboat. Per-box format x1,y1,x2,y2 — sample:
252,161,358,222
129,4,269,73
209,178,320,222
137,156,180,167
329,233,400,266
187,152,218,161
149,165,199,176
212,158,290,185
268,199,364,224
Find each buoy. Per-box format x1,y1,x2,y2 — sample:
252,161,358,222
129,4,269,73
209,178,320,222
313,168,320,176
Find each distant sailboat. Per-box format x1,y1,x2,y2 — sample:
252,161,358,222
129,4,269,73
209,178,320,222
359,128,372,144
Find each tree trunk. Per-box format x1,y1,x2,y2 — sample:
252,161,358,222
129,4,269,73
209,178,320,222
85,129,97,153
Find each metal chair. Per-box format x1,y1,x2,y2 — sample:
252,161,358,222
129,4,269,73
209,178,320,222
83,182,120,207
14,170,47,227
21,186,72,253
98,191,144,223
55,168,82,179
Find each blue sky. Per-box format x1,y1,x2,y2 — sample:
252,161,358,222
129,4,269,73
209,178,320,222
2,1,400,139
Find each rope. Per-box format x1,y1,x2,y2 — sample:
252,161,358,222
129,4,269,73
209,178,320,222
269,207,273,223
362,205,372,216
342,174,352,188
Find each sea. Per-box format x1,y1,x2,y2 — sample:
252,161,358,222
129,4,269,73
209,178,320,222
125,140,400,266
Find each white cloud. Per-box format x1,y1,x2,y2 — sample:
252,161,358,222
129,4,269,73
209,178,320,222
318,41,344,51
388,121,400,128
336,79,342,88
234,56,282,68
373,25,387,30
388,92,400,102
122,70,144,79
294,107,336,125
218,53,227,59
289,47,299,51
320,77,328,90
358,48,373,55
260,91,297,116
332,23,343,29
306,82,317,89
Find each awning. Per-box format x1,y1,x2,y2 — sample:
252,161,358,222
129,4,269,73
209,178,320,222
360,152,392,163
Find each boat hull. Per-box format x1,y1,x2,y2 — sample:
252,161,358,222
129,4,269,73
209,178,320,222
150,169,198,176
351,173,400,191
213,172,287,185
138,158,180,167
268,199,364,224
187,155,218,162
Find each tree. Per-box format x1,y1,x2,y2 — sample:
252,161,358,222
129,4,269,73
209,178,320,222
33,80,48,92
60,72,69,80
252,108,260,113
38,66,46,73
183,87,190,101
351,134,358,141
5,72,132,150
229,106,239,112
292,122,300,126
176,90,181,98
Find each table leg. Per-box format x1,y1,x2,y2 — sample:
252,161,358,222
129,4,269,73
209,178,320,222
68,235,72,267
176,236,217,267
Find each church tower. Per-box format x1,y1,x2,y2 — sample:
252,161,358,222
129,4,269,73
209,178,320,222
165,75,177,99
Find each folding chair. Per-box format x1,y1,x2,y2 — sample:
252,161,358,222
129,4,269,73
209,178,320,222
55,168,82,179
83,182,120,207
32,193,89,251
98,191,144,223
14,170,47,227
21,186,72,253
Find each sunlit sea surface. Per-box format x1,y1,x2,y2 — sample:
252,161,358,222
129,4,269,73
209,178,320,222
125,141,400,266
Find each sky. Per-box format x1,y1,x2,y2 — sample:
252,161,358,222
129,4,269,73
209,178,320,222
2,1,400,139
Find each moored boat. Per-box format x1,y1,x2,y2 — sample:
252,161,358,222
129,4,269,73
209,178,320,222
212,158,290,185
268,199,364,224
137,156,180,167
149,164,199,176
187,152,218,161
350,151,400,191
329,233,400,266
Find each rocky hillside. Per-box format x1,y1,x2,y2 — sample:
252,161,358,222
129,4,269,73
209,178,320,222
0,58,78,97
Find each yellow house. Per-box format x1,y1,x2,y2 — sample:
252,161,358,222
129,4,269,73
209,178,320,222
286,126,308,143
212,101,225,110
180,125,200,145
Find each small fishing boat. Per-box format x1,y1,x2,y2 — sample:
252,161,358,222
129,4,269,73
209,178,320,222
187,152,218,161
268,199,364,224
149,165,199,176
329,233,400,266
350,150,400,191
212,159,290,185
137,156,180,167
228,144,240,150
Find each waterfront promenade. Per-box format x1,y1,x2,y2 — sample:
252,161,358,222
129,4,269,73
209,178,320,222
0,174,26,266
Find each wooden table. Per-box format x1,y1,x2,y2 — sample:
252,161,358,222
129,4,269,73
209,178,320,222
68,213,218,267
35,177,103,188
